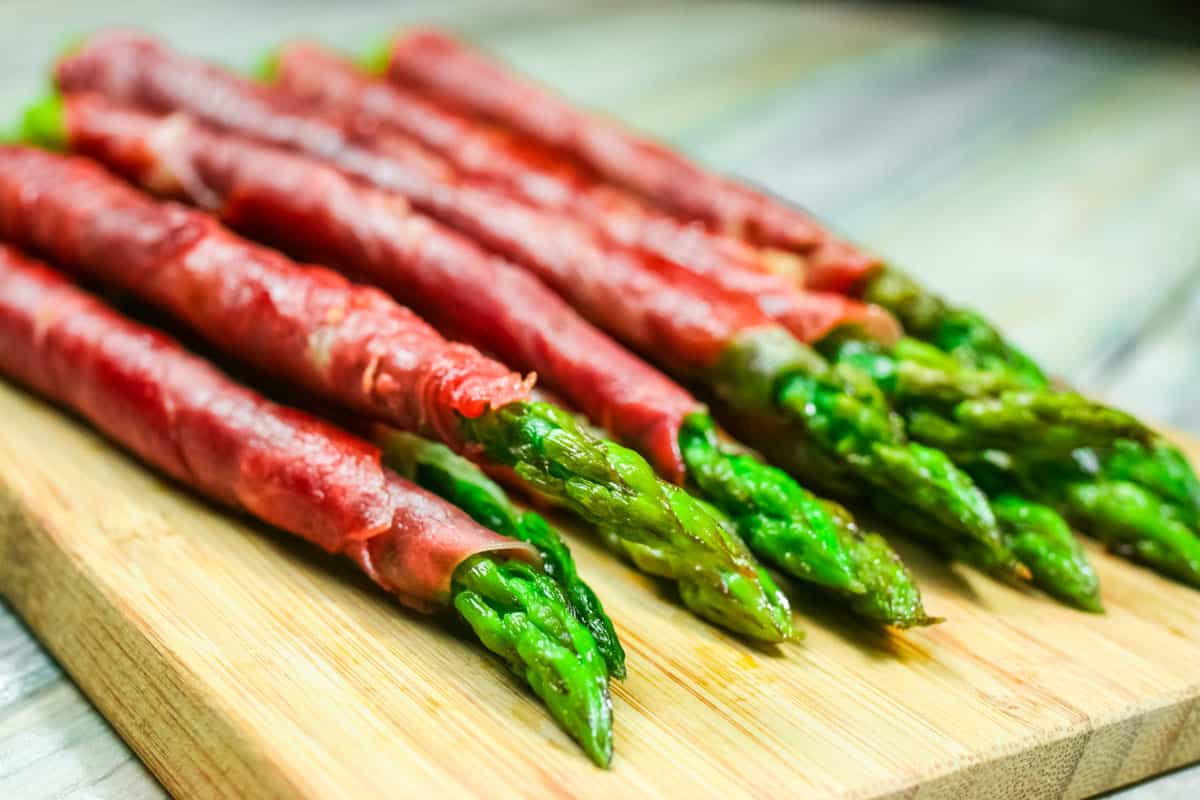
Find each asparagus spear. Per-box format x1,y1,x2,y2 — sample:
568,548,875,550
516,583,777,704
464,402,793,642
709,327,1017,576
861,266,1047,388
991,494,1101,611
964,458,1102,610
1057,479,1200,587
378,428,626,677
1101,438,1200,529
982,451,1200,589
862,264,1200,586
452,554,613,766
818,334,1148,461
678,413,934,627
17,101,793,644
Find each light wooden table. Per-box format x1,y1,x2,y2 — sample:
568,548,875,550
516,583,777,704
1,1,1198,797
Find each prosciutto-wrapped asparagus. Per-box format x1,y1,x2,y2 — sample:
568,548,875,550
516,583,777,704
373,28,825,256
0,144,792,643
47,93,932,627
0,242,615,764
266,41,900,346
52,34,1153,607
48,34,1024,579
366,30,1096,390
254,44,1132,607
371,28,1199,589
53,33,1130,455
266,41,1143,466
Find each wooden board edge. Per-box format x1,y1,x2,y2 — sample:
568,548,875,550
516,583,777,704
865,691,1200,799
0,473,298,800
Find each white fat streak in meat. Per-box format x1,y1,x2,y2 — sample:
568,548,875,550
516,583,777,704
146,114,223,210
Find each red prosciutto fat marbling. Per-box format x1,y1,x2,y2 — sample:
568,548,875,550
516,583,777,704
271,43,898,342
60,95,700,481
0,146,532,449
0,244,534,610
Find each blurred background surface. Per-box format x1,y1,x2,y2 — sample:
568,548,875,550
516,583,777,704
0,2,1197,798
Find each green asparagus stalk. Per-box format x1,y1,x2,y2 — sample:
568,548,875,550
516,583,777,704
1101,438,1200,529
1057,479,1200,587
377,428,626,677
708,327,1017,576
818,335,1148,461
452,554,613,766
463,401,793,642
678,413,934,627
861,264,1200,587
965,458,1102,610
991,494,1101,611
861,266,1047,388
988,451,1200,588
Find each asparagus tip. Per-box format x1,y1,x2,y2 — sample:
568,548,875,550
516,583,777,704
254,46,283,82
376,427,627,679
19,91,67,151
358,35,396,75
676,565,795,644
466,401,791,643
454,556,614,766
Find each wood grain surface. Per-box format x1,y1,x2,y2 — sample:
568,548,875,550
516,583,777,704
2,2,1199,798
0,376,1197,799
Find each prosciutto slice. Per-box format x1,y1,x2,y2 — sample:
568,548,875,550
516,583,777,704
0,145,531,450
0,244,535,610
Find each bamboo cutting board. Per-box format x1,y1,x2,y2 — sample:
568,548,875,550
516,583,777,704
0,379,1197,800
